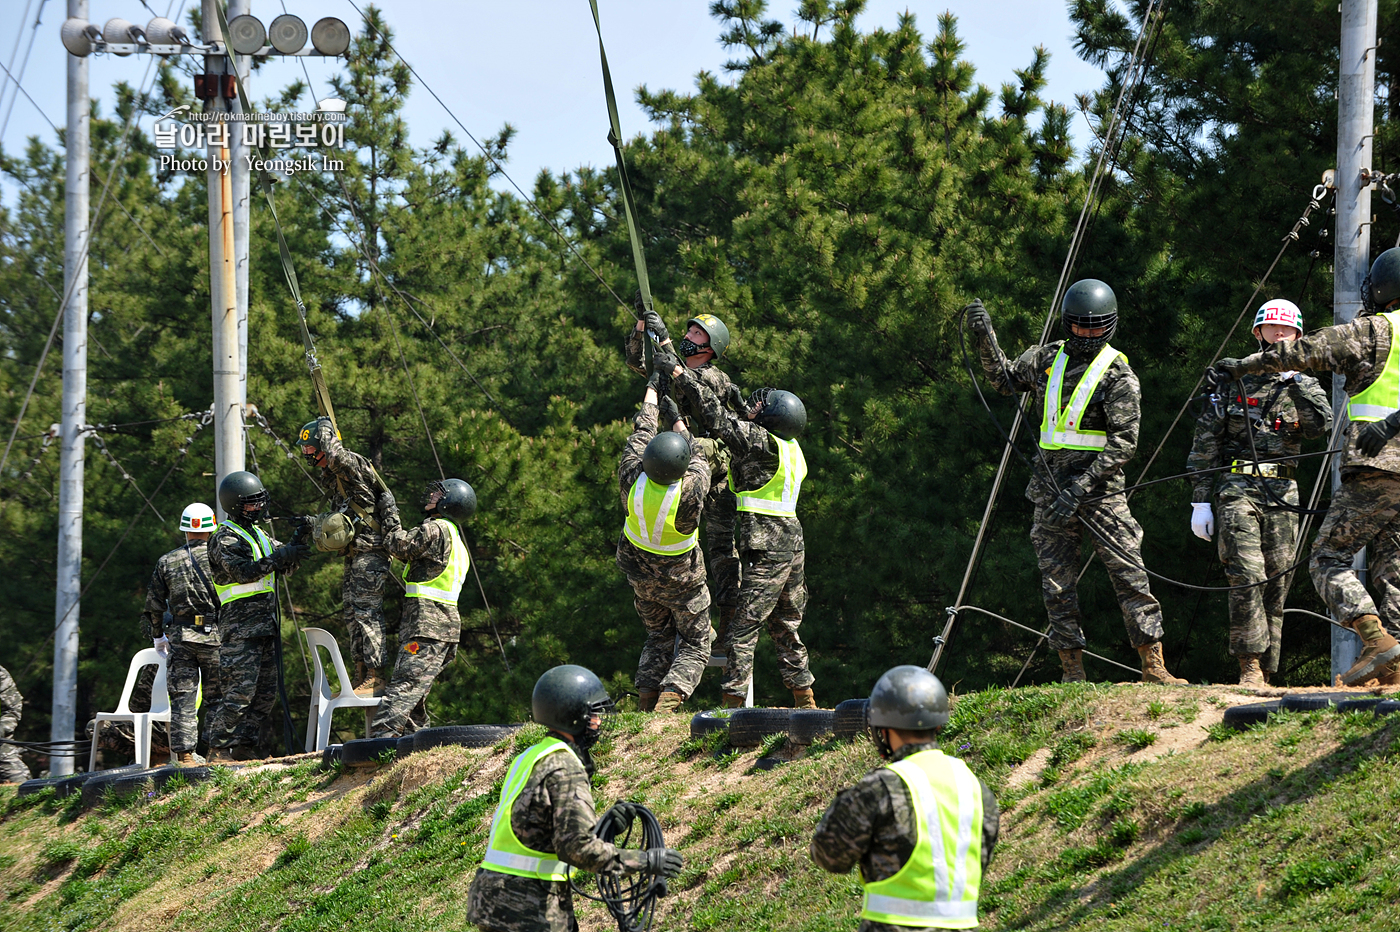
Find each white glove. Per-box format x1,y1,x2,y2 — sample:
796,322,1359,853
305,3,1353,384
1190,503,1215,541
153,636,171,659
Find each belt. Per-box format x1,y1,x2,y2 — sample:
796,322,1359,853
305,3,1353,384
170,613,217,632
1230,460,1295,480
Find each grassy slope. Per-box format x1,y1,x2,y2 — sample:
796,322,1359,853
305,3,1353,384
2,684,1400,931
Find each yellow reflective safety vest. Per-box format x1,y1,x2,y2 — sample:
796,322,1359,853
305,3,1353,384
1039,343,1126,451
1348,311,1400,422
622,473,699,555
860,747,984,928
730,436,807,517
212,523,275,605
480,737,574,881
399,518,470,604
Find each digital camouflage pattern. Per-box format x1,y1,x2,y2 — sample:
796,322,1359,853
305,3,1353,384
725,549,813,693
143,540,223,752
466,739,651,932
207,520,285,639
618,401,713,698
0,665,29,783
1187,371,1331,669
810,742,1000,932
371,637,455,737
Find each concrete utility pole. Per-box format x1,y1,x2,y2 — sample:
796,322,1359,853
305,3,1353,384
1332,0,1378,682
229,0,251,426
52,0,90,776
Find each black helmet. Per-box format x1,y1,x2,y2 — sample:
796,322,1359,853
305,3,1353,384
684,313,731,361
754,389,806,440
1061,279,1118,356
867,665,950,758
218,470,269,525
298,417,338,464
642,432,691,484
424,478,477,521
1365,248,1400,313
532,664,613,749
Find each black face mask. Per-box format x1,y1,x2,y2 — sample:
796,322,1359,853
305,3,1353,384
678,338,710,359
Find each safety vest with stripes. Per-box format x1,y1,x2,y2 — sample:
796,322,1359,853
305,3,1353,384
730,436,807,517
399,518,470,603
622,473,699,555
212,522,275,604
1347,311,1400,422
1039,343,1126,451
860,747,984,929
480,737,574,881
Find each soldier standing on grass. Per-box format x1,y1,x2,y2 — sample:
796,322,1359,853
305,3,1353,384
1186,300,1331,686
0,665,30,783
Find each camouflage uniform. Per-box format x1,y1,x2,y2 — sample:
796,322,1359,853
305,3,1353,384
1231,315,1400,637
1187,372,1332,670
143,540,223,753
467,737,652,932
677,371,814,694
976,330,1165,650
0,665,30,783
371,516,462,737
206,520,287,753
627,329,746,641
617,400,713,699
810,742,1000,932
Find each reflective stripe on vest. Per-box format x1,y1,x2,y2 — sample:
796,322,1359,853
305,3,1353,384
1039,343,1126,451
481,737,574,881
729,436,807,516
1348,311,1400,422
400,518,470,603
622,474,699,555
860,748,984,928
212,523,275,604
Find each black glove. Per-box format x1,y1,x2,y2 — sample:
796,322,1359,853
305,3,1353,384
647,367,664,392
1208,357,1248,384
377,490,401,534
964,299,992,337
1358,412,1400,457
654,350,681,375
267,543,311,571
608,801,639,833
291,517,314,546
658,396,681,428
643,847,684,878
641,308,670,345
1046,484,1084,526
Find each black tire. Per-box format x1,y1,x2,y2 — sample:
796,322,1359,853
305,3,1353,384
340,737,399,766
1280,692,1354,712
727,708,792,748
412,724,522,752
1375,699,1400,716
396,735,417,760
80,766,159,808
788,709,836,745
833,698,869,741
320,744,343,772
1338,698,1383,714
689,710,732,738
16,776,64,798
753,757,784,772
1222,701,1279,730
55,773,94,798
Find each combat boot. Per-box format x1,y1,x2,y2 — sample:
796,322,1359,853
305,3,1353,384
354,667,388,699
1379,657,1400,687
207,748,238,765
654,691,685,714
1237,654,1266,687
792,687,817,710
1057,649,1086,683
721,693,746,709
175,751,205,766
1136,641,1187,685
637,689,660,712
1342,614,1400,685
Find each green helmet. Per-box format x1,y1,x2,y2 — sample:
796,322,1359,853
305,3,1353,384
753,389,806,440
426,478,477,521
217,471,269,524
642,432,691,484
1365,247,1400,313
532,664,613,748
1061,279,1118,355
867,665,950,759
685,313,731,360
298,417,338,463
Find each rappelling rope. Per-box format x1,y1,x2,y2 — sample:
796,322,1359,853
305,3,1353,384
570,801,670,932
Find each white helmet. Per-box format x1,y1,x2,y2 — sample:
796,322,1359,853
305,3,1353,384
180,502,217,533
1253,299,1303,338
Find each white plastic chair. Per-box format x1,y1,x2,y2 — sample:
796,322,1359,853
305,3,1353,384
89,648,171,772
303,627,382,751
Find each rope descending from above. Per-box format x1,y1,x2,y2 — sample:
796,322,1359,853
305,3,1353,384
571,802,670,932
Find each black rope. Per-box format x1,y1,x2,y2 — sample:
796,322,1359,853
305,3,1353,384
570,802,669,932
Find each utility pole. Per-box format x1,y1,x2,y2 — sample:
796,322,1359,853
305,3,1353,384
230,0,251,427
52,0,89,776
1332,0,1378,682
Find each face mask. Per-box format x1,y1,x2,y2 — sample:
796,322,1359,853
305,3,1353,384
679,338,710,359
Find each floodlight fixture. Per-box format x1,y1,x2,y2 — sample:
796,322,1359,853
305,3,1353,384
227,15,267,55
102,17,137,54
145,17,190,46
268,14,308,54
61,18,98,56
310,17,350,56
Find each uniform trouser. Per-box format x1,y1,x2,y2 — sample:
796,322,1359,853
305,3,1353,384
631,578,713,698
695,438,742,644
1309,470,1400,639
723,549,814,694
167,639,222,752
0,726,29,783
207,634,278,750
372,638,456,737
344,549,391,669
1029,494,1166,652
1217,490,1299,672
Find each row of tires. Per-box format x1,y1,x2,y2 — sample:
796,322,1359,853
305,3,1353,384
690,699,869,747
17,763,217,808
322,723,526,769
1223,693,1400,728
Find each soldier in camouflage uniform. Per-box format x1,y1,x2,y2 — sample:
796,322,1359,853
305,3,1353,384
370,479,475,737
467,665,682,932
206,471,309,762
144,502,225,763
628,312,747,648
1187,301,1332,686
0,665,30,783
300,417,393,698
967,280,1186,684
1212,247,1400,685
675,364,817,708
617,373,713,713
812,666,998,931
